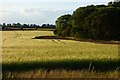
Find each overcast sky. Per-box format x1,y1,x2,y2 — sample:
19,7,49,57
0,0,113,25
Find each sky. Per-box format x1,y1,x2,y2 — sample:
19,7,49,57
0,0,113,25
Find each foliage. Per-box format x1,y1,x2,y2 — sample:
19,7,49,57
1,23,56,30
108,1,120,7
54,14,72,37
54,1,120,40
83,7,120,40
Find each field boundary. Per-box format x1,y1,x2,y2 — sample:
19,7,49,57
33,36,120,45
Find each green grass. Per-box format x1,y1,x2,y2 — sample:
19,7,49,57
2,31,120,78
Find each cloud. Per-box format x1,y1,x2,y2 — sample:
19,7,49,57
1,0,111,2
0,8,73,25
0,1,109,24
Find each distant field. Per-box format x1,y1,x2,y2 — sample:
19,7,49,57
2,31,119,78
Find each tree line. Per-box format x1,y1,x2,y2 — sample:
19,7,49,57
1,23,56,30
54,1,120,41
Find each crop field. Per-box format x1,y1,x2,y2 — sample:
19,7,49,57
2,31,120,78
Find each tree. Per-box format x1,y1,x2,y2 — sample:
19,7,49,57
108,1,120,7
82,7,120,40
16,23,22,28
2,23,6,30
54,14,72,36
71,5,97,38
54,2,120,40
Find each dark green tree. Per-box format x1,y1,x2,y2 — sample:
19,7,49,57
54,14,72,36
82,7,120,40
2,23,6,30
71,5,97,38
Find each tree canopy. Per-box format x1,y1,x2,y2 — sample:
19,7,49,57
54,1,120,40
1,23,56,30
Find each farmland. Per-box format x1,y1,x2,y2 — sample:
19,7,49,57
2,31,120,78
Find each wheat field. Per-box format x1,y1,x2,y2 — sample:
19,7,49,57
2,31,119,78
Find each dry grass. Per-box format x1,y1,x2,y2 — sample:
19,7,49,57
3,70,119,78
